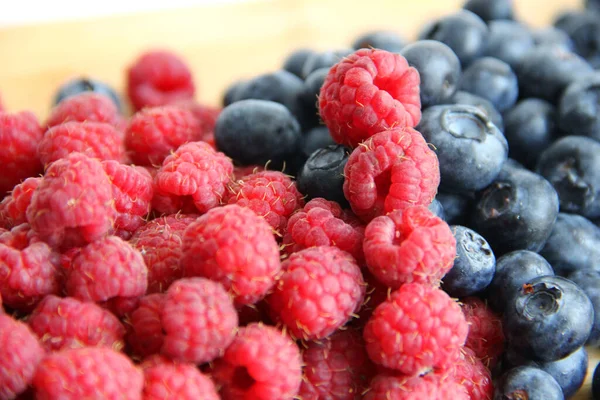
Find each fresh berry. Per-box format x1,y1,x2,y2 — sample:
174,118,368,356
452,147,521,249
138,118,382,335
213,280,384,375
494,366,563,400
126,293,165,359
463,0,513,22
449,347,493,400
363,282,468,375
45,92,123,130
282,48,316,78
568,269,600,346
318,48,421,148
363,205,456,288
428,198,445,220
300,126,337,159
364,372,468,400
435,191,474,226
460,297,504,369
32,347,143,400
267,246,364,340
174,100,220,136
161,277,238,364
352,30,406,52
343,127,440,222
298,67,329,130
53,77,122,111
445,90,504,131
222,79,247,107
28,294,125,351
0,177,41,228
483,20,535,69
127,49,195,111
558,72,600,142
458,57,518,112
0,314,45,400
211,323,302,400
554,10,600,68
533,26,575,51
301,49,354,80
232,164,265,181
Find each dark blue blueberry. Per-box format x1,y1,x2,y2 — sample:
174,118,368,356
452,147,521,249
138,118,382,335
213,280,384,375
459,57,518,112
559,72,600,142
222,79,247,107
588,0,600,12
487,250,554,312
532,27,575,52
301,49,354,79
435,191,474,226
503,275,593,362
417,104,508,192
567,269,600,346
442,225,495,297
554,11,600,69
428,198,445,220
214,99,301,168
462,0,513,22
54,77,122,112
471,164,559,255
504,98,558,169
282,48,316,79
297,68,329,130
296,144,350,207
400,40,462,107
351,31,406,53
418,10,489,67
301,126,336,158
484,20,535,69
536,135,600,219
540,213,600,277
516,47,593,103
494,366,563,400
445,90,504,131
594,362,600,400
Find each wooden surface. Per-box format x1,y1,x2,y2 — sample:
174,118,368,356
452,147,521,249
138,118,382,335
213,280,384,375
0,0,597,398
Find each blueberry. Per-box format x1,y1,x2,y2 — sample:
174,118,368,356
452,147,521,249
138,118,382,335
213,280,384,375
214,99,301,168
400,40,462,108
588,0,600,12
442,225,495,297
418,10,489,67
54,77,122,112
428,198,445,220
539,213,600,277
297,68,328,130
351,30,406,53
487,250,554,313
559,72,600,142
283,48,316,79
554,11,600,69
435,191,474,226
504,98,558,169
567,269,600,346
301,49,354,79
222,79,247,107
532,27,575,52
594,362,600,400
484,20,535,69
503,275,593,362
417,104,508,192
459,57,518,112
494,366,566,400
462,0,513,22
296,144,350,207
536,135,600,219
301,126,336,158
471,164,559,255
516,47,593,103
445,90,504,131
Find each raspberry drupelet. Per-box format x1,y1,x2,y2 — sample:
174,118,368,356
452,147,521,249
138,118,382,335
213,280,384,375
45,92,124,129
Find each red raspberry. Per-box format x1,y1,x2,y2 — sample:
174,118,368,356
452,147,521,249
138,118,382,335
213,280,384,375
141,355,219,400
175,100,220,136
282,198,365,264
161,277,238,364
0,314,45,400
299,328,374,400
153,141,233,214
129,214,198,293
127,50,196,111
0,177,41,228
211,323,302,400
26,152,116,249
363,372,468,400
266,246,365,340
102,160,153,240
355,269,390,325
233,164,265,180
0,223,44,250
125,106,201,166
0,111,43,194
363,282,468,375
65,236,148,307
32,347,143,400
343,127,440,222
461,297,505,369
45,93,124,129
181,204,281,306
126,293,165,359
449,348,493,400
363,205,456,288
318,48,421,148
226,170,304,234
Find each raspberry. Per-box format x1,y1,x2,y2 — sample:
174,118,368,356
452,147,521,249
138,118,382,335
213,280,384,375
211,323,302,400
0,111,43,194
0,223,43,250
32,347,143,400
233,164,265,180
343,127,440,222
161,277,238,364
65,236,148,307
125,106,202,166
45,92,124,129
26,152,116,249
0,314,45,400
153,141,233,214
0,177,41,228
129,214,198,293
363,205,456,288
126,293,165,359
461,297,505,369
299,328,374,400
181,204,281,305
449,348,493,400
363,282,468,375
127,50,195,111
102,160,153,240
175,100,221,136
141,355,220,400
226,170,304,234
282,198,365,264
355,269,390,325
318,48,421,148
266,246,365,340
363,372,468,400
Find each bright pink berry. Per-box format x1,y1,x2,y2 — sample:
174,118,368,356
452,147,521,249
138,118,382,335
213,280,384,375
127,293,166,359
448,348,493,400
363,372,468,400
0,177,41,228
45,92,123,129
461,297,505,369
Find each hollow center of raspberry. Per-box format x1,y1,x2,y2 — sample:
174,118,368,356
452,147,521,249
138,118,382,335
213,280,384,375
374,169,392,199
232,366,256,390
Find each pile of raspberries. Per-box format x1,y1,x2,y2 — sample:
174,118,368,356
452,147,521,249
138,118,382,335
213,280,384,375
0,47,502,400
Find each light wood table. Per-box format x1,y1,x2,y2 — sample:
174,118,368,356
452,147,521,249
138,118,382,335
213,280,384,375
0,0,596,398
